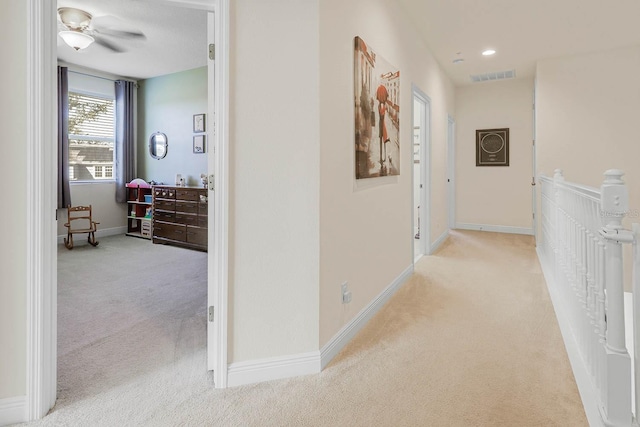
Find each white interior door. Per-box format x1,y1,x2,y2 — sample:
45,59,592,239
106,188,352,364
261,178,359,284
413,98,423,260
208,1,230,389
532,78,537,242
206,10,217,375
412,86,430,260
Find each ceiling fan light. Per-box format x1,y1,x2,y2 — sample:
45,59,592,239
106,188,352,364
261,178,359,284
58,7,92,30
59,30,95,51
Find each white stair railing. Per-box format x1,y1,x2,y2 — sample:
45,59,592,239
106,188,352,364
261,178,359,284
539,169,635,426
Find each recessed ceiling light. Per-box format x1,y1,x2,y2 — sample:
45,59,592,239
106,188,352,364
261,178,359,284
453,58,464,64
482,49,496,56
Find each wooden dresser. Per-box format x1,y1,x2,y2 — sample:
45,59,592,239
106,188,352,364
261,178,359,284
152,185,208,251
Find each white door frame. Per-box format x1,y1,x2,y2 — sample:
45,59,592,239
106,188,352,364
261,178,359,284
412,85,431,260
447,115,456,230
208,0,230,388
25,0,230,419
26,0,58,418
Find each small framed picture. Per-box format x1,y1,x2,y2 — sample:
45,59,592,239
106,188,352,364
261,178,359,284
476,128,509,167
193,113,205,133
193,135,205,153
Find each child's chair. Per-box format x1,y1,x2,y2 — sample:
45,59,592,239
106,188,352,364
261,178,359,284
63,205,100,249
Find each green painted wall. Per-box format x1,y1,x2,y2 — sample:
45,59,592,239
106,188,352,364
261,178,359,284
137,67,208,186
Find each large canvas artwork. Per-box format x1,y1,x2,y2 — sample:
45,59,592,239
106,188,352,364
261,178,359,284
354,36,400,179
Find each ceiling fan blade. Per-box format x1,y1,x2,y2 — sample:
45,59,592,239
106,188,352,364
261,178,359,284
94,37,126,53
94,27,146,40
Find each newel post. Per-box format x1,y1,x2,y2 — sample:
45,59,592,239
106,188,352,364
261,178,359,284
632,222,640,422
599,169,632,426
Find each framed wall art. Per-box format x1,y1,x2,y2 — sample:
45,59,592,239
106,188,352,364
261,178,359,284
193,135,205,153
193,113,205,133
354,36,400,179
476,128,509,166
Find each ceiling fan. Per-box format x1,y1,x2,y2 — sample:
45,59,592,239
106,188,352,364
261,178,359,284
58,7,145,53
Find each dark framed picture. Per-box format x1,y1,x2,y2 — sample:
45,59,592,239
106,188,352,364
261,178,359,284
476,128,509,166
193,113,205,133
193,135,205,153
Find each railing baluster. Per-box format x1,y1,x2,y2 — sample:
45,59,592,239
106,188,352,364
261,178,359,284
597,238,606,402
539,169,635,427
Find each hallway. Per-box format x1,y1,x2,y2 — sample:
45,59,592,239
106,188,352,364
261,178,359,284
25,230,586,426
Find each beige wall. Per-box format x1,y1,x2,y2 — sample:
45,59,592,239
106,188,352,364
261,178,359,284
56,184,128,238
536,46,640,290
318,0,455,346
536,46,640,189
229,0,320,362
0,0,27,399
455,78,534,230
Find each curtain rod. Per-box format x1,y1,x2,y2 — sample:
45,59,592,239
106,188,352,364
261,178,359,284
68,69,138,85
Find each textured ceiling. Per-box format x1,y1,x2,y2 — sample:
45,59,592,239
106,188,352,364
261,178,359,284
57,0,208,80
397,0,640,86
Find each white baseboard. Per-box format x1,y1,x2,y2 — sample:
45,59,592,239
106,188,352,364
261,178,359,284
57,226,127,245
226,264,414,387
227,351,321,387
320,264,414,370
536,247,605,427
430,230,449,254
0,396,26,426
456,223,534,236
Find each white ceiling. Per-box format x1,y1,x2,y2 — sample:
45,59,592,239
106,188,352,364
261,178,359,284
57,0,208,80
397,0,640,86
59,1,640,86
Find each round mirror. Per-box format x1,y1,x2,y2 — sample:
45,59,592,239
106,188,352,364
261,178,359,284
149,132,168,160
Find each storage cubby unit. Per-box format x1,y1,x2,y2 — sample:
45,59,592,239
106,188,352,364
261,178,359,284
125,183,153,239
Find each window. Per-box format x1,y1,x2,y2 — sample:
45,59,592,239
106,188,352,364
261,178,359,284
68,92,115,181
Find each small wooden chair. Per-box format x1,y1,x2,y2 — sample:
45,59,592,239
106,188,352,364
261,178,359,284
64,205,100,249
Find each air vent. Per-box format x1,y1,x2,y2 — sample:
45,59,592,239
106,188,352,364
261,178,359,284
470,69,516,83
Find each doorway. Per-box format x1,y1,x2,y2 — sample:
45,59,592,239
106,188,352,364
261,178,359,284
412,86,431,261
532,79,538,243
56,1,211,407
26,0,229,419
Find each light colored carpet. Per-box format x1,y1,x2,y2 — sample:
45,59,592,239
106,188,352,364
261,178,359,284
20,230,587,426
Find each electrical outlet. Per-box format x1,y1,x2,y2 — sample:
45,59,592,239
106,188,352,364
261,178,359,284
341,281,351,304
343,290,352,304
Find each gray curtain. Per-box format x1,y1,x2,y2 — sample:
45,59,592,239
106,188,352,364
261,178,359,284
115,80,136,203
57,66,71,209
